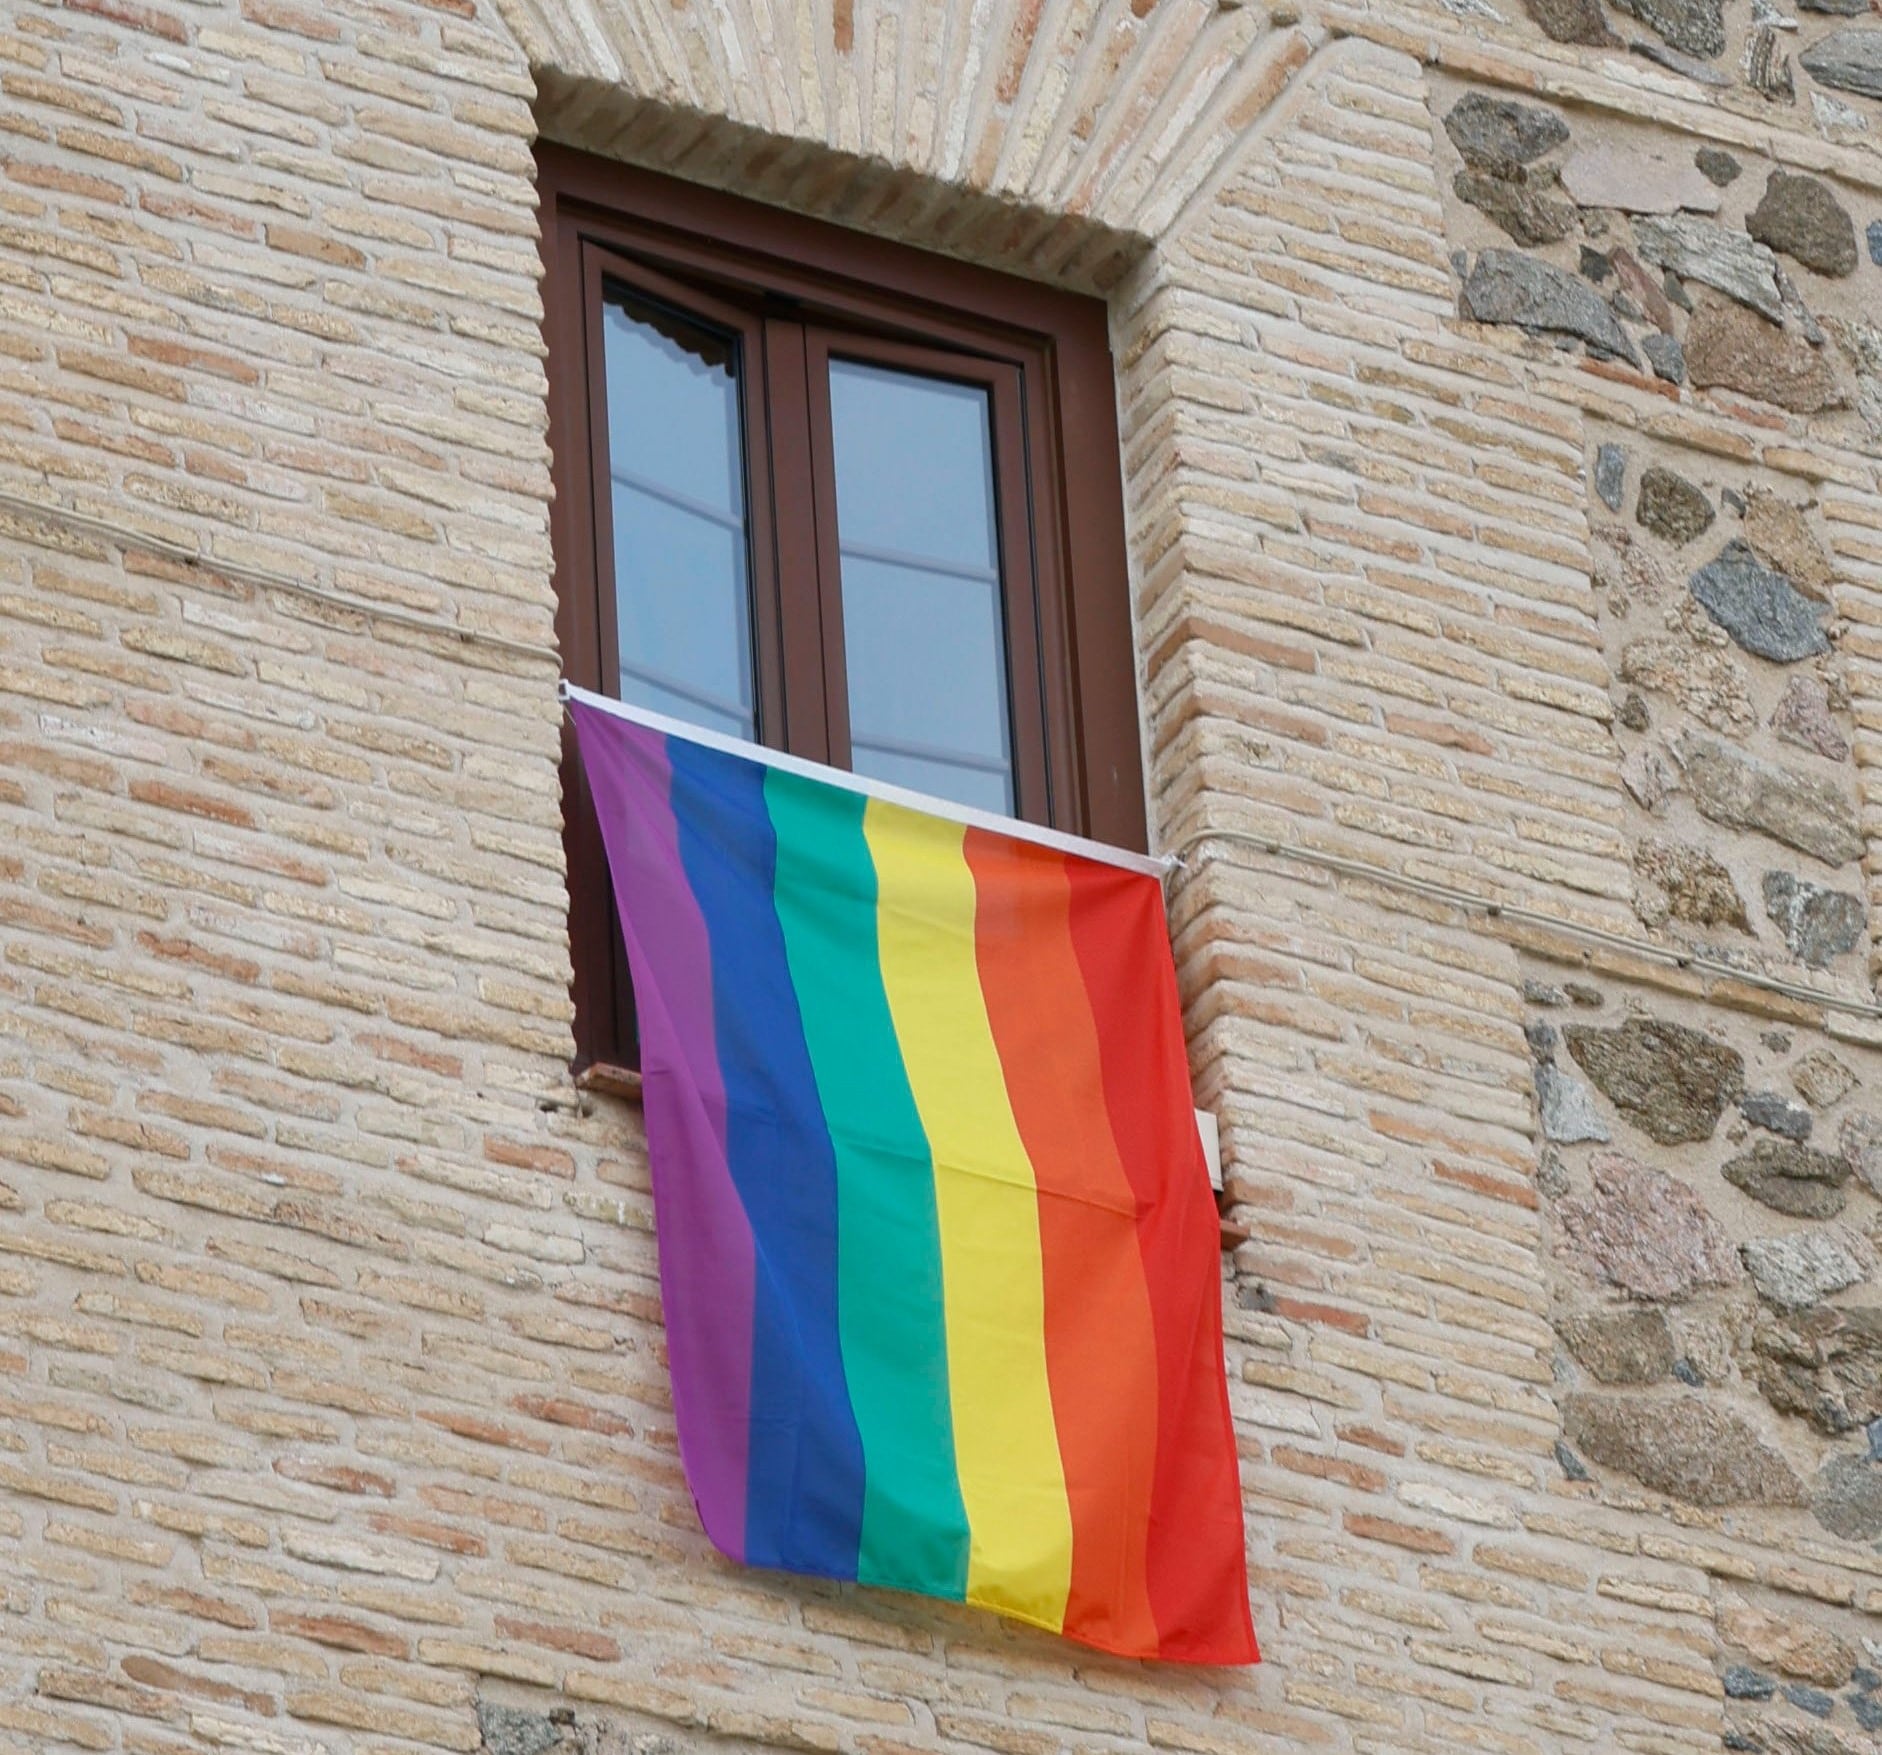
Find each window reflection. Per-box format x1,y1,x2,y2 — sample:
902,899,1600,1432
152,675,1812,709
601,282,755,741
828,360,1015,814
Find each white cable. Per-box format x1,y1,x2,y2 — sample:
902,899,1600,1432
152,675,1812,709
0,486,561,665
1170,827,1882,1024
10,485,1873,1024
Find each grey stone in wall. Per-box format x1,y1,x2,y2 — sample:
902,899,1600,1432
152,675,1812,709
1633,215,1785,319
1743,1229,1876,1310
1811,1452,1882,1540
1689,542,1829,662
1746,170,1860,278
1740,1091,1814,1141
1693,548,1830,665
1756,1305,1882,1435
1680,737,1865,866
1558,1307,1677,1382
1564,1016,1744,1143
1521,0,1619,40
1594,443,1628,510
1722,1137,1850,1218
1631,40,1732,85
1443,104,1583,260
479,1704,567,1755
1455,171,1577,245
1613,0,1727,57
1563,1391,1805,1504
1636,466,1715,544
1444,92,1570,173
1460,250,1640,363
1537,1061,1612,1142
1641,332,1686,382
1778,1681,1836,1718
1763,871,1866,967
1798,27,1882,100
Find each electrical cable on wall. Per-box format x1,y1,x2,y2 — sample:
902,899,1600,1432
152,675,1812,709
0,485,561,665
1170,829,1882,1024
7,484,1877,1029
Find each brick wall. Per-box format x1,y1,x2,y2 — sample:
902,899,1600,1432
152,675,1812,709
3,1,1882,1752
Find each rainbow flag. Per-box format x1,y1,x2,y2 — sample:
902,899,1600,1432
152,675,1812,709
566,687,1255,1665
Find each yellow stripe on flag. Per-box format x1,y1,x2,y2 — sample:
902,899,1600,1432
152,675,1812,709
865,797,1073,1632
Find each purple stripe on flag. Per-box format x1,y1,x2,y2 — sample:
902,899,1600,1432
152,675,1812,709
568,704,754,1560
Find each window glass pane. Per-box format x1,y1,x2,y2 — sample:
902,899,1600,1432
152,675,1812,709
601,282,754,741
828,359,1014,814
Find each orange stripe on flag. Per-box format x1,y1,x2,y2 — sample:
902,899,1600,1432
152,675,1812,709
965,830,1162,1659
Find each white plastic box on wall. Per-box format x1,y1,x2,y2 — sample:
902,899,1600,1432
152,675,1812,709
1196,1108,1222,1195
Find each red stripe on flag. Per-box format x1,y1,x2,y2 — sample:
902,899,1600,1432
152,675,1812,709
1064,856,1258,1665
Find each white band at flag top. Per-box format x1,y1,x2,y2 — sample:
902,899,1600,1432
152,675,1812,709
558,682,1175,880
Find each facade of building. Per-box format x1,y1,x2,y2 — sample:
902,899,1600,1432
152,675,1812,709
3,0,1882,1751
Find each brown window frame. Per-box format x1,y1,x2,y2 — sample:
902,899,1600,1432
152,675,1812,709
538,144,1144,1075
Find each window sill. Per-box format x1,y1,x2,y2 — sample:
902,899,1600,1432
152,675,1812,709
577,1062,644,1105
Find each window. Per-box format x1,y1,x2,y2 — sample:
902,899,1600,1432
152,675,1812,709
539,147,1144,1072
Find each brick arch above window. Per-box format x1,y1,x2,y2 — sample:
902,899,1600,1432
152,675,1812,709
507,0,1293,268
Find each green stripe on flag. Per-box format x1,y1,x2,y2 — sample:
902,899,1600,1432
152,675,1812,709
764,768,971,1600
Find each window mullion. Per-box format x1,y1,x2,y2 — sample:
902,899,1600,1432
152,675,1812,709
763,316,836,768
798,326,853,776
986,364,1053,829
